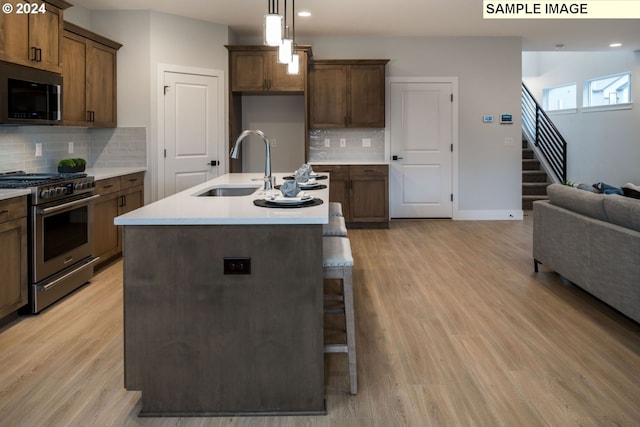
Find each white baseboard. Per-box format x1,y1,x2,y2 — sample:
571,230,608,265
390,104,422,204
454,210,524,220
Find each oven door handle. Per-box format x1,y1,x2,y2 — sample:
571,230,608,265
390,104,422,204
37,194,101,215
40,257,101,291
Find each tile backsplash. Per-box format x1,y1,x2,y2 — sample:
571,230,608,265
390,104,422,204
0,126,146,173
309,128,385,162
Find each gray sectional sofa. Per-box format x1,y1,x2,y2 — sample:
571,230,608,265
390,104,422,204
533,183,640,323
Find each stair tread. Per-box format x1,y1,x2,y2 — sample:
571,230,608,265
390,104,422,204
522,195,549,200
522,182,549,186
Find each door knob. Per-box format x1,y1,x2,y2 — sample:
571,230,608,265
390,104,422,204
392,155,404,161
208,160,219,166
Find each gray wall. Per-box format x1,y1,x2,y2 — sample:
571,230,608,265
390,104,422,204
523,51,640,186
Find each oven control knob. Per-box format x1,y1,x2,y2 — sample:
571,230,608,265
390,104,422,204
75,182,82,190
56,187,65,195
40,189,50,199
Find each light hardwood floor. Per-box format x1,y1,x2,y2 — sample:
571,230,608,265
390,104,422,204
1,215,639,426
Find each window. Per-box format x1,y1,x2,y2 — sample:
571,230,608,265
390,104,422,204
543,83,577,112
583,72,631,108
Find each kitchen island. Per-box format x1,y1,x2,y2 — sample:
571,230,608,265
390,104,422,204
115,173,329,416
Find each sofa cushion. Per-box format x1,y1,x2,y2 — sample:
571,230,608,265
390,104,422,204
603,195,640,232
622,183,640,199
547,183,608,221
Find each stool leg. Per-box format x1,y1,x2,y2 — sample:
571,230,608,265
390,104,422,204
342,266,357,395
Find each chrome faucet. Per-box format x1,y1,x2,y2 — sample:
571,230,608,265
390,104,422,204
230,130,273,190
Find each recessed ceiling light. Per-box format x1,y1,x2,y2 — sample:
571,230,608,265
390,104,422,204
554,44,565,50
297,11,311,17
609,43,622,48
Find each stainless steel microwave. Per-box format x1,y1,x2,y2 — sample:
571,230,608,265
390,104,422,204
0,61,62,125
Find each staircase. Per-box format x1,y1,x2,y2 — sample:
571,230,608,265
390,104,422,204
522,138,549,210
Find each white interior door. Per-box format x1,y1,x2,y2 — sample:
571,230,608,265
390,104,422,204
163,71,223,197
390,81,453,218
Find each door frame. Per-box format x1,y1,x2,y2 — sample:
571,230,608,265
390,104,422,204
156,64,226,199
385,76,460,219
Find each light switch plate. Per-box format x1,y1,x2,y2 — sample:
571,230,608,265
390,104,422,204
340,138,346,148
362,138,371,148
35,143,42,157
324,138,331,148
68,141,74,153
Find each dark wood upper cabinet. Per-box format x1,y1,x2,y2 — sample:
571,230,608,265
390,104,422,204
309,60,388,129
0,0,72,73
228,46,308,93
62,22,121,128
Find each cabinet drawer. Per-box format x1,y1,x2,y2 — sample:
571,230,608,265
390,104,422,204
349,165,388,178
95,177,121,195
0,196,27,224
313,165,349,179
120,172,144,190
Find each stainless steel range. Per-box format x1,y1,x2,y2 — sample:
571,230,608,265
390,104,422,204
0,171,100,313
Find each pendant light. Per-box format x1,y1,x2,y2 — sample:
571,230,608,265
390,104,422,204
286,0,300,75
278,0,293,64
264,0,283,46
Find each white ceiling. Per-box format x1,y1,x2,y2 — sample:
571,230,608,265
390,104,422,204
69,0,640,52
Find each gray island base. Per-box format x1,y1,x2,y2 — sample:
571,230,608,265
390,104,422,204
116,173,330,416
123,224,325,416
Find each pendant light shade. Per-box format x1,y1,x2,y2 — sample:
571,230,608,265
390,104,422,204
278,38,293,64
277,0,292,63
287,52,300,75
264,0,282,46
285,0,300,74
264,14,283,46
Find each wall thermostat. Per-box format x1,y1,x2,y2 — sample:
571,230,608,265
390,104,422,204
483,115,494,123
500,114,513,124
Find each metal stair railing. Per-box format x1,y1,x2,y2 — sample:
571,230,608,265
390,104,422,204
521,83,567,183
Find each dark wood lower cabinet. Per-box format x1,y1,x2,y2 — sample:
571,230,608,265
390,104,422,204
93,172,144,269
313,164,389,228
0,196,28,320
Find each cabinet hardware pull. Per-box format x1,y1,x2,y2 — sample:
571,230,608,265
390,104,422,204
103,184,113,189
0,210,8,215
36,48,42,62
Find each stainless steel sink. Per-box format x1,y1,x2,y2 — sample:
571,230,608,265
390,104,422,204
196,186,260,197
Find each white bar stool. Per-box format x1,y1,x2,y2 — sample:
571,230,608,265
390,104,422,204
329,202,343,217
322,215,348,237
323,236,357,395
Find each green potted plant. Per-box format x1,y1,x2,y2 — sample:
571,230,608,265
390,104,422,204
57,158,87,173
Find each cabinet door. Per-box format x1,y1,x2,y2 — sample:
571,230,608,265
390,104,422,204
269,50,305,92
93,192,121,264
0,12,29,66
62,31,87,126
0,218,28,318
119,186,144,216
309,65,347,128
349,166,389,224
348,65,386,127
313,165,351,221
87,41,117,127
231,51,268,92
28,3,63,72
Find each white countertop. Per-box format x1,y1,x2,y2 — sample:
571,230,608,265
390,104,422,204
0,188,31,201
86,167,147,181
309,161,389,166
114,173,330,226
